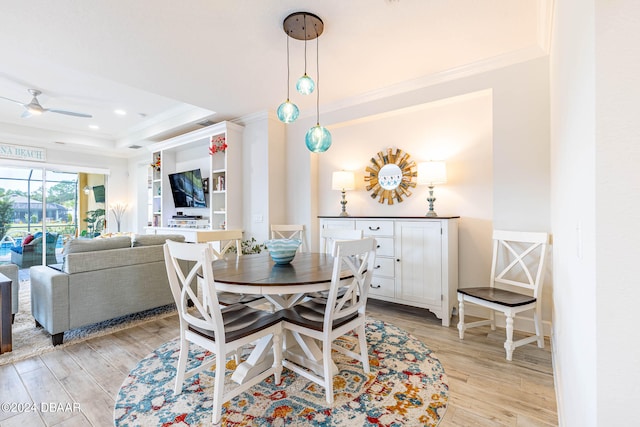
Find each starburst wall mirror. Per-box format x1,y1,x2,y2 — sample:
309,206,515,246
365,148,417,204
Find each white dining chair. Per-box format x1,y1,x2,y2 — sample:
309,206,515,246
163,240,283,425
457,230,549,361
196,229,265,306
270,224,307,252
320,228,363,255
282,237,377,404
196,229,244,258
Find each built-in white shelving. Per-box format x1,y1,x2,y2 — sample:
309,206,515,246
146,121,244,237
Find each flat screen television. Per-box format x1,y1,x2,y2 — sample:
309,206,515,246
93,185,105,203
168,169,207,208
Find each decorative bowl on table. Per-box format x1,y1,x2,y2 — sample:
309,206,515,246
264,238,302,264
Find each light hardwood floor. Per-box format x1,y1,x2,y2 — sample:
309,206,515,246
0,300,558,426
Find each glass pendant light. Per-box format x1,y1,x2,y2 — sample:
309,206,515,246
277,35,299,123
280,11,327,148
305,32,332,152
296,14,315,95
305,125,332,152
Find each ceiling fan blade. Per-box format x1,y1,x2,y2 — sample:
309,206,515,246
21,110,32,119
0,95,27,106
47,108,92,118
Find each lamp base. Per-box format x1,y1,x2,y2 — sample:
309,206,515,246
425,186,438,218
338,190,350,217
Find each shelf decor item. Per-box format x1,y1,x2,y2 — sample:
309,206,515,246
150,155,161,171
209,135,227,155
264,238,302,264
110,202,128,232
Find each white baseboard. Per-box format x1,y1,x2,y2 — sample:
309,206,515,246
551,323,565,426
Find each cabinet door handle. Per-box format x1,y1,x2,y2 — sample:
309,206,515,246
377,244,381,249
369,226,380,231
370,284,381,289
396,258,400,262
374,264,381,269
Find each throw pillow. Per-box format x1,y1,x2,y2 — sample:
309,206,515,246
22,234,34,246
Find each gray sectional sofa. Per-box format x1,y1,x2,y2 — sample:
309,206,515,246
29,234,186,345
0,263,19,323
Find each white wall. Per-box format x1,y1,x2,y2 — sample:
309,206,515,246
594,0,640,424
551,1,640,425
549,1,597,425
238,113,287,244
286,57,551,330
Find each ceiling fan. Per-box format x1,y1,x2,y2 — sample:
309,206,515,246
0,88,92,118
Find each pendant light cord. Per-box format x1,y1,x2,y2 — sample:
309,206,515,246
286,35,291,100
303,14,308,75
315,25,320,125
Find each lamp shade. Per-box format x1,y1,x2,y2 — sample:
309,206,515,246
417,161,447,185
332,171,355,191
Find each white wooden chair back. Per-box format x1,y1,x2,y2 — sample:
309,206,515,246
490,230,548,298
324,238,377,328
196,229,243,258
457,229,549,361
320,228,363,255
271,224,306,252
164,240,223,337
164,239,283,424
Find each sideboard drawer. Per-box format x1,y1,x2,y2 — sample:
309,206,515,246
369,276,395,298
356,220,394,236
372,256,394,278
373,237,394,257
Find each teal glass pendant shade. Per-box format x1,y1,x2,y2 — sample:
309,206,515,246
277,100,299,123
305,125,332,152
296,74,315,95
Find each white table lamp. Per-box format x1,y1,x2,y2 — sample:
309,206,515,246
417,161,447,217
332,171,355,216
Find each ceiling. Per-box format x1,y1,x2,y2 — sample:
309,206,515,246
0,1,551,158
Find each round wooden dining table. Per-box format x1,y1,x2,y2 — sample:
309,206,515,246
207,252,349,384
211,252,351,309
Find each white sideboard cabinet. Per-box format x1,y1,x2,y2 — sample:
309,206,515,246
319,216,459,326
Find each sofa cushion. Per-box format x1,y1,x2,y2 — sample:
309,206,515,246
132,234,186,247
63,235,132,255
64,245,166,274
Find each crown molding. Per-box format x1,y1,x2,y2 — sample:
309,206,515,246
321,44,548,117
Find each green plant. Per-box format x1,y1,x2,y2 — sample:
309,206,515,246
0,194,14,240
228,237,267,255
83,208,106,236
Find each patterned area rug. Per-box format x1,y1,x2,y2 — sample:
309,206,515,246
114,319,448,426
0,280,177,366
